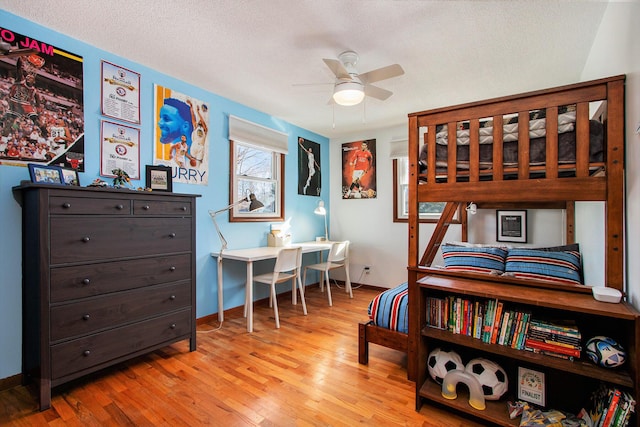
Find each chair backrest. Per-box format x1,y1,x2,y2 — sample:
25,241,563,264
274,246,302,273
328,241,349,263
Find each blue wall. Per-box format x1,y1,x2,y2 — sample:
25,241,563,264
0,10,329,380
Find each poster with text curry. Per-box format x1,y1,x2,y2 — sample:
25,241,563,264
342,139,376,199
153,84,209,185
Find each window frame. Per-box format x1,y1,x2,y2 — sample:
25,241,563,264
392,157,461,224
229,140,285,222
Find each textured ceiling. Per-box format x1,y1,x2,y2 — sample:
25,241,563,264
0,1,609,139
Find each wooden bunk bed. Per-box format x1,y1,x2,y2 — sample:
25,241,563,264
358,75,627,383
403,76,638,425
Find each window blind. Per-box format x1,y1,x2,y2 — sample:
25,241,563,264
229,115,289,154
389,138,408,159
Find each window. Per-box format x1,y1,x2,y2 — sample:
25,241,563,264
393,157,449,222
229,116,287,222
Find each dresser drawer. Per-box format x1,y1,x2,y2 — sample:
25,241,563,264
50,217,192,264
51,308,191,380
51,281,191,341
49,196,132,215
134,199,191,215
50,254,191,302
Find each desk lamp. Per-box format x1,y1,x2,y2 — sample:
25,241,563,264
209,193,264,252
209,193,264,324
314,200,328,241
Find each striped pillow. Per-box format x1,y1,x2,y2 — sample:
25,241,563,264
368,282,408,333
505,249,582,285
441,245,508,274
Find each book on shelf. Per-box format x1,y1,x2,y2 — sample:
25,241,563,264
482,299,495,343
524,346,576,361
527,329,581,346
600,388,622,427
524,338,581,357
490,301,504,344
509,311,523,348
498,310,511,345
529,319,581,337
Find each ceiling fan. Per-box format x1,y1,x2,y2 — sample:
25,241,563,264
314,51,405,106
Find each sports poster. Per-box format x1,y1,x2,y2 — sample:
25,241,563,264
341,139,376,199
0,27,85,170
153,84,209,185
297,137,321,196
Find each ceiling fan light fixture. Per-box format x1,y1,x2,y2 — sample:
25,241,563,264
333,81,365,106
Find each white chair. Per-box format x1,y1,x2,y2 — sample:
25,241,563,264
252,246,306,329
303,241,352,306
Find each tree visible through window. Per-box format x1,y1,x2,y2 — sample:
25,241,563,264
230,140,284,222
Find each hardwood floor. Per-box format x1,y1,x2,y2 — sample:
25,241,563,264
0,285,484,426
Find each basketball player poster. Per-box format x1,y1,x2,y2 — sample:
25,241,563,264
297,137,321,196
153,84,209,185
0,27,85,170
342,139,376,199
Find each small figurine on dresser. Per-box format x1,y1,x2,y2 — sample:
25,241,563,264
112,168,135,189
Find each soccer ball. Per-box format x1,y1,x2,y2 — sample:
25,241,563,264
585,336,626,368
427,348,464,384
465,358,508,400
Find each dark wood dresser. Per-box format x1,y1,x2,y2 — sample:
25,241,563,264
13,184,198,410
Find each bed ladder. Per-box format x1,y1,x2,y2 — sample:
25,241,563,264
419,201,464,267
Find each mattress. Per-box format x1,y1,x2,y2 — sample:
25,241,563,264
367,282,408,334
420,106,605,172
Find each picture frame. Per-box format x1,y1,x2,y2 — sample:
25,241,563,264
28,163,64,185
146,165,173,192
496,210,527,243
60,167,80,186
517,367,545,406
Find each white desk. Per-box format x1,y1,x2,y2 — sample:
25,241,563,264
211,241,332,332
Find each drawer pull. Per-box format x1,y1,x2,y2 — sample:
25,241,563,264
62,202,71,209
82,278,90,285
82,314,90,321
170,323,177,329
116,204,124,210
169,266,176,272
169,232,176,238
82,236,90,243
143,205,150,210
83,350,91,357
169,295,176,301
181,206,187,211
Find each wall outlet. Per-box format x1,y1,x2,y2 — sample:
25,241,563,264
364,266,371,274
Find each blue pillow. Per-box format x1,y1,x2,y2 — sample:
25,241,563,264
441,245,508,274
505,249,582,285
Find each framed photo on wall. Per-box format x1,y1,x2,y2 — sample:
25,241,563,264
146,165,173,192
496,210,527,243
297,137,321,196
341,139,376,199
28,164,63,185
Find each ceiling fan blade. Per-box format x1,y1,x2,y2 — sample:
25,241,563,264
365,84,393,101
358,64,404,84
323,58,351,80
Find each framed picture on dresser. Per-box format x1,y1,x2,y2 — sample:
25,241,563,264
60,167,80,186
146,165,173,192
28,164,63,185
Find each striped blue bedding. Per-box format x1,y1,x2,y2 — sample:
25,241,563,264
367,282,409,334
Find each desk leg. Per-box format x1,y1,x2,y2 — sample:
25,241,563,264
246,260,254,333
217,256,224,323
